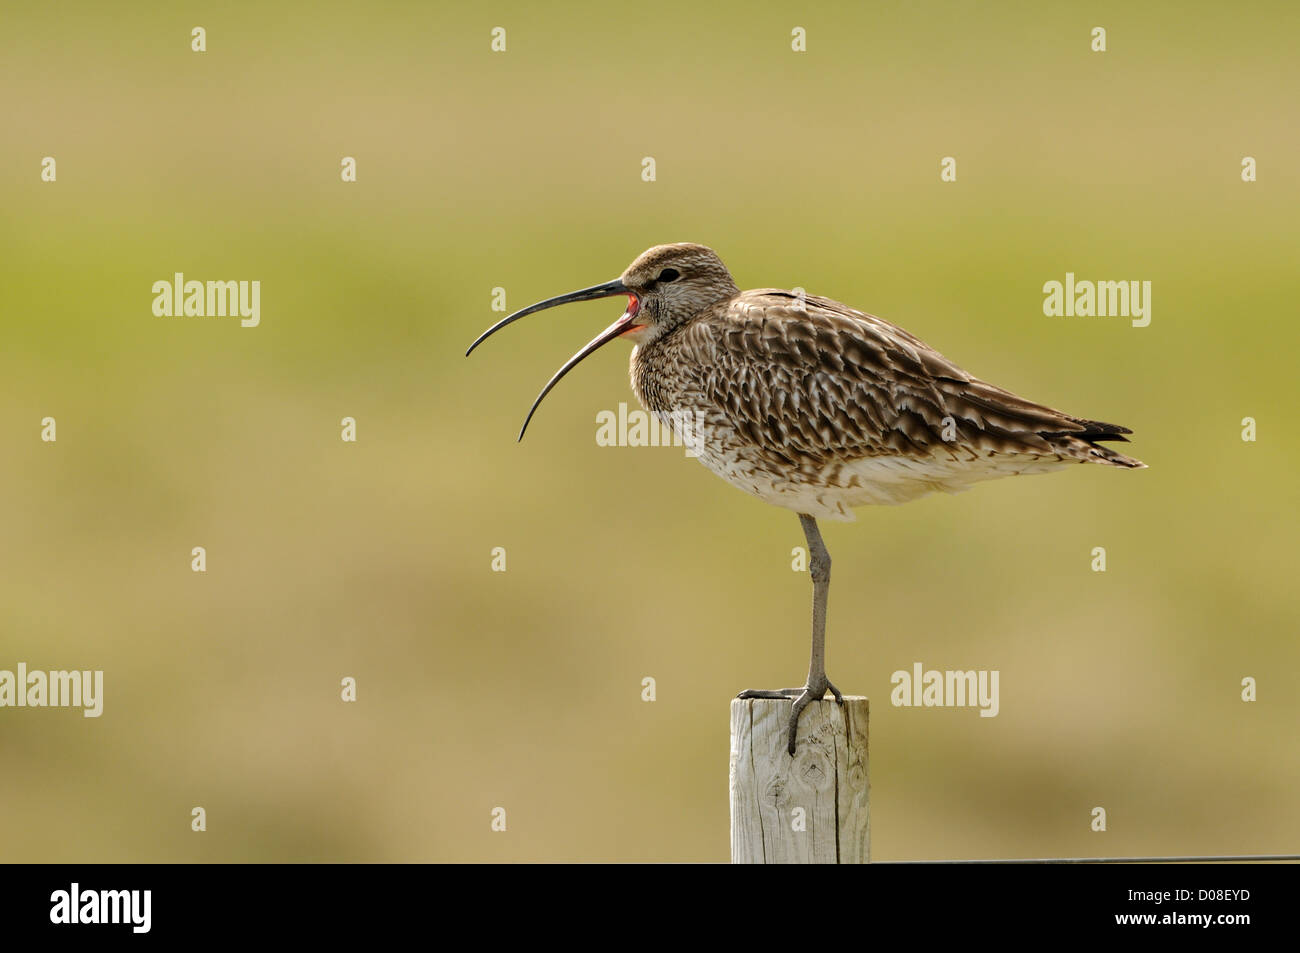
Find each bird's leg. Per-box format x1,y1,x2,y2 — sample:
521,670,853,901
785,513,843,751
736,513,843,755
800,513,842,703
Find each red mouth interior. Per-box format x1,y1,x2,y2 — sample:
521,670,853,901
620,294,646,336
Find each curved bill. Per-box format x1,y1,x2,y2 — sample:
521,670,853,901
465,278,628,356
517,309,642,441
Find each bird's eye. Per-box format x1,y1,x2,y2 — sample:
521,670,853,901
657,268,680,282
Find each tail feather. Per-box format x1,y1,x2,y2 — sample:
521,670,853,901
1045,419,1146,468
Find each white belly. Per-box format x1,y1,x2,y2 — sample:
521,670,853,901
685,433,1070,521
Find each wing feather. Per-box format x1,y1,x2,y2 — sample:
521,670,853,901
673,291,1141,468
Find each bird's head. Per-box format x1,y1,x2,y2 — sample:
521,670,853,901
466,243,737,439
616,243,739,342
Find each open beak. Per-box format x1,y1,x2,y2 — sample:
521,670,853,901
465,278,644,440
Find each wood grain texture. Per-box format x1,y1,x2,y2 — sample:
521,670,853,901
729,696,869,863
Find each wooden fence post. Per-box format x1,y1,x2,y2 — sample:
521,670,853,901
729,696,869,863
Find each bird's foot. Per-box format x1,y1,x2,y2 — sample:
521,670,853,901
736,687,805,699
738,675,845,755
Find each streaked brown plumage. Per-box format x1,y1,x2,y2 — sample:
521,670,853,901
624,244,1143,520
468,242,1144,752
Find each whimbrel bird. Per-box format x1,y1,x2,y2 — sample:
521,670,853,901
467,243,1143,753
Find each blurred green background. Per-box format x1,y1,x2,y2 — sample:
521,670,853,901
2,1,1296,862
